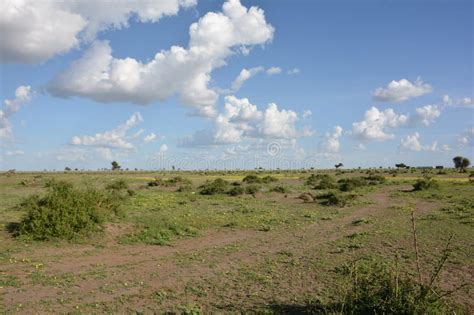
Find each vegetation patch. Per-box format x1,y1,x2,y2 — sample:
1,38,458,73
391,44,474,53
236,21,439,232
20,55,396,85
413,177,439,191
14,180,123,240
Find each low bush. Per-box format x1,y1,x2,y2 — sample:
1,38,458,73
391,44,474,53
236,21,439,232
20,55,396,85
16,181,122,240
242,174,260,184
317,192,353,207
338,177,367,191
245,184,260,195
199,178,229,195
148,176,192,188
105,179,128,190
314,175,338,190
271,185,289,193
227,186,245,196
261,175,278,183
333,260,448,314
413,177,439,191
242,174,278,184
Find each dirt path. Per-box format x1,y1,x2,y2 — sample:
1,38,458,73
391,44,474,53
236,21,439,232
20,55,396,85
0,185,454,313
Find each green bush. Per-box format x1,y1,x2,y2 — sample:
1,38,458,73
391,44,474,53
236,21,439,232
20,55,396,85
317,192,352,207
261,175,278,183
242,174,261,184
16,181,122,240
227,186,245,196
338,177,367,191
199,178,229,195
413,178,439,191
105,179,128,191
334,260,447,314
271,185,289,193
314,175,338,189
245,184,260,195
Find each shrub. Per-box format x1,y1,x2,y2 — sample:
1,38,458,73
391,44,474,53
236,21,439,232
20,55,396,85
317,192,352,207
227,186,245,196
242,174,261,184
261,175,278,183
271,185,288,193
314,175,337,189
148,178,163,187
16,181,121,240
105,179,128,191
338,177,367,191
364,175,386,185
413,178,439,191
334,260,448,314
245,184,260,195
199,178,229,195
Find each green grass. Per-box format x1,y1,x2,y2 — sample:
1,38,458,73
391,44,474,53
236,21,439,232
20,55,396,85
0,170,472,313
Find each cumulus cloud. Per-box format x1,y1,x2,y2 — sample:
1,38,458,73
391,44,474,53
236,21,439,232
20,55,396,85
143,132,157,143
287,68,300,75
96,147,114,161
320,125,343,153
231,66,264,91
266,67,282,75
413,105,441,126
71,112,143,149
458,128,474,147
352,107,409,141
351,105,441,141
372,78,432,103
180,95,309,147
400,132,437,152
49,0,274,117
302,110,312,118
1,85,33,139
0,0,196,64
443,95,474,108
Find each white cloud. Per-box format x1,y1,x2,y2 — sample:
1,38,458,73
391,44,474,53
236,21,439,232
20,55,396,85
320,125,343,153
266,67,282,75
302,110,312,118
96,147,114,161
71,112,143,149
443,95,474,108
180,95,309,147
1,85,33,139
413,105,441,126
0,0,196,64
351,105,441,141
400,132,437,152
287,68,300,75
49,0,274,117
159,143,169,152
143,132,157,143
352,107,409,141
56,148,90,162
258,103,298,139
4,150,24,156
372,78,432,103
231,66,264,91
458,128,474,147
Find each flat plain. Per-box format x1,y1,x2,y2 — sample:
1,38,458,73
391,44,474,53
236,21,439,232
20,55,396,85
0,169,472,314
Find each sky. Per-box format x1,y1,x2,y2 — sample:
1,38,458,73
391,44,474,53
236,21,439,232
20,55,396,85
0,0,473,171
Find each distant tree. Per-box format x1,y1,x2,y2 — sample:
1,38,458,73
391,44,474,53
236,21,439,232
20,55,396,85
111,161,121,171
335,163,343,169
395,163,408,169
65,167,71,171
453,156,470,172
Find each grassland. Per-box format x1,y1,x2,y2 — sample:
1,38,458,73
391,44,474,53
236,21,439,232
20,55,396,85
0,168,472,314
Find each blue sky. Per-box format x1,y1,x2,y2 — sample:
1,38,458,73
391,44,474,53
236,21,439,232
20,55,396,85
0,0,472,170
